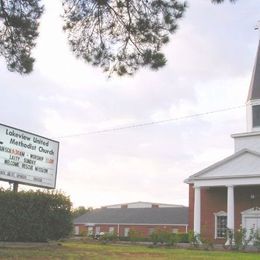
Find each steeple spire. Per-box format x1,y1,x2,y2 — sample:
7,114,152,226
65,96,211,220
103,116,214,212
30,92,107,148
247,21,260,102
247,38,260,102
246,23,260,132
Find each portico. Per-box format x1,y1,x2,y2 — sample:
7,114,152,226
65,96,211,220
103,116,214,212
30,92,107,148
187,149,260,243
193,185,235,237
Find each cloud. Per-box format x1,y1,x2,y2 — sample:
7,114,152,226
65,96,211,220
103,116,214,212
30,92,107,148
0,0,259,209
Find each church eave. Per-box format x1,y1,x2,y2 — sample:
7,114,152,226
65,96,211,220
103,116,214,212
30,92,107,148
186,173,260,183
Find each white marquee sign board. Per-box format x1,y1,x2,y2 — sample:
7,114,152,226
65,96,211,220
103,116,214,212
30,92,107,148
0,123,59,188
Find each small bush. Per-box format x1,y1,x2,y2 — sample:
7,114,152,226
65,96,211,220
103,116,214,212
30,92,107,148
100,232,118,243
150,230,179,247
188,231,201,248
254,230,260,251
118,236,130,241
226,228,255,251
200,237,214,250
177,233,189,243
128,229,143,243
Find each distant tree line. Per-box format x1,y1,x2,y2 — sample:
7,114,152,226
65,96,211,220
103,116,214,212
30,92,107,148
72,206,93,218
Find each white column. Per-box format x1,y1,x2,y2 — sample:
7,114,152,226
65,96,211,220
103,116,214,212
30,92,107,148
194,186,201,235
227,185,234,231
226,185,235,245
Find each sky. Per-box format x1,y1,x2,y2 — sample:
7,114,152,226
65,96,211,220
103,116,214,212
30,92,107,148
0,0,259,208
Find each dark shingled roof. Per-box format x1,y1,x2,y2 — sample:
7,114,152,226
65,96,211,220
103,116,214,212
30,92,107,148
247,40,260,101
73,207,188,225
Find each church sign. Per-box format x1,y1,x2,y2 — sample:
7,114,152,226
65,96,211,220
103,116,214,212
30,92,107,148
0,123,59,189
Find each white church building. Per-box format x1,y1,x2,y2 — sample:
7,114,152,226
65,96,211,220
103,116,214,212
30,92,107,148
185,38,260,244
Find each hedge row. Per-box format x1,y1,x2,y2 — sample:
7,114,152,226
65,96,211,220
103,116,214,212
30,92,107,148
0,189,72,242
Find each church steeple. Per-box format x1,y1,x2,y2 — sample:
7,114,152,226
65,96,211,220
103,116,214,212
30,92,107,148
247,40,260,102
246,27,260,132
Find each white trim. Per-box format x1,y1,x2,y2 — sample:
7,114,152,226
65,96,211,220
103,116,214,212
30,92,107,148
84,223,94,226
244,100,260,132
75,223,188,226
193,174,260,181
192,177,260,187
241,207,260,216
232,130,260,139
214,211,227,239
241,207,260,227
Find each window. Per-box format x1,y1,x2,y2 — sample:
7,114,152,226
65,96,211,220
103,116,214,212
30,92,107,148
253,105,260,127
124,228,130,237
214,211,227,239
88,226,93,236
95,226,100,235
108,227,115,234
74,226,79,235
172,228,179,234
148,228,155,235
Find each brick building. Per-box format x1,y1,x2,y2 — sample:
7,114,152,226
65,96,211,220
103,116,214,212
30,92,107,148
73,202,188,237
185,39,260,244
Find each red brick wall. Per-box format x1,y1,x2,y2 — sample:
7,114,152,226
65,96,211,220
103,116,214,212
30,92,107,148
200,186,227,242
74,224,187,237
188,184,260,243
75,224,87,235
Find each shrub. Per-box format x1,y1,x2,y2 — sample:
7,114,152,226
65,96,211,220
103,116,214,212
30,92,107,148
118,236,130,241
150,230,179,247
100,232,118,243
0,189,72,242
200,237,214,250
254,230,260,251
128,229,143,243
177,233,189,243
188,231,201,248
225,228,255,251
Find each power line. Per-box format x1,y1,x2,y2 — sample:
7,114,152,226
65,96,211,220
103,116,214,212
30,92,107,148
57,104,246,139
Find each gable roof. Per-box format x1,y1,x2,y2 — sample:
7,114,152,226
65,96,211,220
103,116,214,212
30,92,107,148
247,40,260,101
185,149,260,183
73,207,188,225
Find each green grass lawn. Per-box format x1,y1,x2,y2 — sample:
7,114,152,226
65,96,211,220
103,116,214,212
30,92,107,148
0,241,259,259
